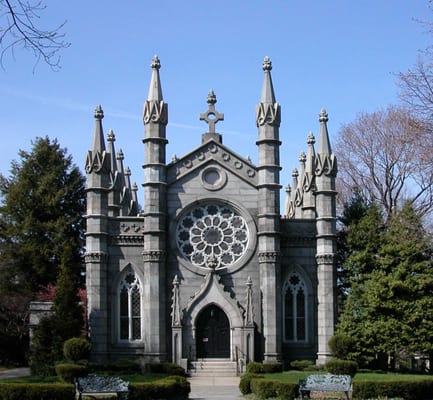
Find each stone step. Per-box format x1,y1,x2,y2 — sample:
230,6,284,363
188,359,238,377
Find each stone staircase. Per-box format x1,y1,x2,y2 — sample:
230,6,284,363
188,359,238,377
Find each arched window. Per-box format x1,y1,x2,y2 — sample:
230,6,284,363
119,271,142,341
284,272,307,342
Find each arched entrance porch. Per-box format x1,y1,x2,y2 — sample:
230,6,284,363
196,304,230,358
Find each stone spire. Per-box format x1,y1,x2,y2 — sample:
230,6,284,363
143,55,168,125
91,105,106,153
316,108,337,176
256,56,280,127
314,108,338,365
85,105,109,174
256,56,281,362
147,55,163,101
302,132,316,218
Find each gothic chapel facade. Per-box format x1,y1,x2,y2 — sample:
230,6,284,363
85,56,338,372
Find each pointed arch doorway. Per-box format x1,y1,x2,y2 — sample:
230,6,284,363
196,304,230,358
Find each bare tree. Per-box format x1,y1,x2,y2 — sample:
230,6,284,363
335,105,433,220
0,0,69,70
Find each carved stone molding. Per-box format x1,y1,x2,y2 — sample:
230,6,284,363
143,100,168,125
85,251,108,263
315,253,335,265
110,235,144,246
258,251,280,263
256,102,281,127
142,250,166,262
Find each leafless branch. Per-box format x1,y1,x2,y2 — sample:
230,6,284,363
0,0,70,70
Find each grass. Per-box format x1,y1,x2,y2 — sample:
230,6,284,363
1,373,177,384
261,370,433,383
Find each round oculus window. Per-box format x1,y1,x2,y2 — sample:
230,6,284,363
176,204,249,271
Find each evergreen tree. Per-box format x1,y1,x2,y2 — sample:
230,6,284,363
0,136,85,293
337,202,433,369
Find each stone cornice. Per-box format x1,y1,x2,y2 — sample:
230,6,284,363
143,250,166,262
258,251,280,263
315,253,335,265
84,251,108,263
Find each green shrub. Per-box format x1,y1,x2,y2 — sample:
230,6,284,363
290,359,314,371
239,373,264,394
328,334,355,359
275,381,299,400
250,378,277,399
246,361,283,374
129,376,190,400
246,361,264,373
88,359,141,374
353,380,433,400
63,338,91,363
55,363,88,383
325,359,358,376
145,362,186,376
0,383,74,400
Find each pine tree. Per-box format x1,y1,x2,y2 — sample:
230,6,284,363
0,136,85,293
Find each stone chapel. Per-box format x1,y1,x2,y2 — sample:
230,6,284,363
84,55,338,373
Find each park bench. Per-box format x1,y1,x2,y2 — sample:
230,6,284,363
299,373,352,400
75,375,129,400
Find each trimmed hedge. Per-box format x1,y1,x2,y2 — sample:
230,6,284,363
88,359,141,374
129,376,190,400
353,379,433,400
325,359,358,376
0,376,190,400
0,383,74,400
249,378,298,400
246,361,283,374
289,359,314,371
145,362,186,376
62,338,91,363
54,363,88,383
239,373,264,394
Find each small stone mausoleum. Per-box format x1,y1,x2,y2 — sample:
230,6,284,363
84,56,338,372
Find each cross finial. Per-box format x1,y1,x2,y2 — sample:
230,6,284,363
200,90,224,134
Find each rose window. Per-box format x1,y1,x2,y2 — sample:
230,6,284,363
177,204,249,270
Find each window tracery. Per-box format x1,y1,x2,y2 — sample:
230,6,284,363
119,271,142,341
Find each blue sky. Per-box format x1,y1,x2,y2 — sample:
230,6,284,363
0,0,431,204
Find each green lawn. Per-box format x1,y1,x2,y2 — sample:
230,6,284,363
1,373,172,384
262,370,433,383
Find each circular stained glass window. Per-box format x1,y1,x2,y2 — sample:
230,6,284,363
177,204,249,271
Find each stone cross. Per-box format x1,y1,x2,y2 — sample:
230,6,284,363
200,90,224,133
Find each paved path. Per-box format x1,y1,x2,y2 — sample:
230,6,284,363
188,376,242,400
0,367,30,379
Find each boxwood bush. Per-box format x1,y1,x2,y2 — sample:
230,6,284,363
0,383,74,400
129,376,190,400
248,378,298,400
289,359,314,371
239,373,264,394
62,338,91,363
353,379,433,400
246,361,283,374
145,362,186,376
325,359,358,376
55,363,88,383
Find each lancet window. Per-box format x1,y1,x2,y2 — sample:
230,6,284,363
119,271,142,341
284,272,307,342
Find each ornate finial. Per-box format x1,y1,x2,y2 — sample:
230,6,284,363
299,151,307,163
307,131,315,145
107,129,115,142
319,108,328,123
207,89,217,105
247,276,252,287
117,149,124,161
132,182,138,192
173,274,179,286
94,105,104,120
150,55,161,70
286,184,291,193
292,168,299,177
200,90,224,133
262,56,272,71
125,167,131,176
